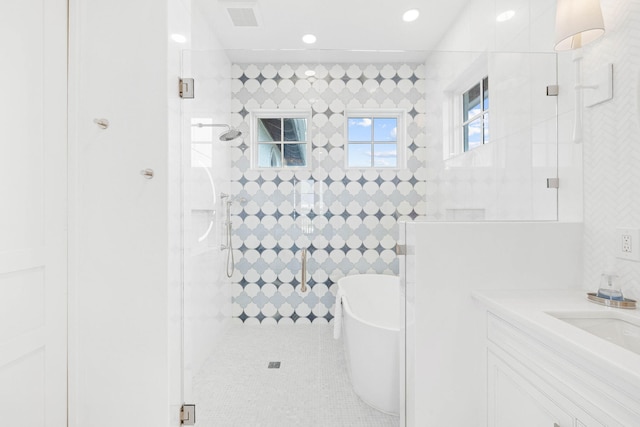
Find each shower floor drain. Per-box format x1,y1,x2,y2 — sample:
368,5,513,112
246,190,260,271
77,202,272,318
268,362,281,369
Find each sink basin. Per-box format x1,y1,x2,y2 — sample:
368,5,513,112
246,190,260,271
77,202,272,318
546,311,640,356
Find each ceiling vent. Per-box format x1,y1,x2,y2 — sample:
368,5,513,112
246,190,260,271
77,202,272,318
224,1,261,27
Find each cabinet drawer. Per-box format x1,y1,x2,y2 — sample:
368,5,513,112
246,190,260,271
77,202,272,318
489,351,572,427
487,314,621,427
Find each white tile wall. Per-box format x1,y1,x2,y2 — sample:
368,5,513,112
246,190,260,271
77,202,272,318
577,0,640,300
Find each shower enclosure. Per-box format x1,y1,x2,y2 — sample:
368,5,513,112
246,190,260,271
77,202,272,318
179,47,560,426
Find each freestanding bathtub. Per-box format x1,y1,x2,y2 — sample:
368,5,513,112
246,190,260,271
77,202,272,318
336,274,400,415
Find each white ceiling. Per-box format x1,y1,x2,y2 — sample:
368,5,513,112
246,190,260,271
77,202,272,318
202,0,471,63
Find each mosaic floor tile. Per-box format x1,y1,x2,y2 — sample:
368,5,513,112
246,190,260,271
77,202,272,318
192,324,400,426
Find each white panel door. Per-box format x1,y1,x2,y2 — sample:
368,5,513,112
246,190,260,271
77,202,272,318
0,1,68,426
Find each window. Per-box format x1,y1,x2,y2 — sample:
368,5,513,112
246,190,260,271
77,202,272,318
462,77,489,152
252,110,310,169
346,111,404,168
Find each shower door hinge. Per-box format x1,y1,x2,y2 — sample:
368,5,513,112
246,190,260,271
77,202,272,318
547,178,560,189
179,78,195,99
180,404,196,425
546,85,559,96
395,244,407,256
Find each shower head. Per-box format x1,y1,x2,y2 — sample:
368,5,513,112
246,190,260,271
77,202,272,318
219,127,242,141
192,123,243,141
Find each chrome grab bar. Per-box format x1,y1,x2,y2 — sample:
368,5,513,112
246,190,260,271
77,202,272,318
301,248,307,292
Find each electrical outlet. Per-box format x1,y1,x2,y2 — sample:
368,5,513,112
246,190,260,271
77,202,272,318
622,235,632,253
617,228,640,261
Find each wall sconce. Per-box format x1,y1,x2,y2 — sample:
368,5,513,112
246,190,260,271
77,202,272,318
554,0,611,143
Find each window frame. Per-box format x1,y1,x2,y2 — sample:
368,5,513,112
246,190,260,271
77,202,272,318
442,53,489,160
344,109,406,170
250,109,312,170
461,76,489,152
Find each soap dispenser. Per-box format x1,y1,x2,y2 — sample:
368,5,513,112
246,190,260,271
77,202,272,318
596,256,623,301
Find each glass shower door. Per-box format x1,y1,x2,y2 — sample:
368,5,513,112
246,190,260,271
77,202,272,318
421,51,559,221
180,54,415,427
180,48,233,419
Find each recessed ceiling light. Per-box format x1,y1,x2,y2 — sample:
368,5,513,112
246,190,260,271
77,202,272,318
302,34,317,44
402,9,420,22
305,70,316,77
170,33,187,43
496,10,515,22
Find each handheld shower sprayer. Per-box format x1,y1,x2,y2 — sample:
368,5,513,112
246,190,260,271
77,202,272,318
220,193,247,278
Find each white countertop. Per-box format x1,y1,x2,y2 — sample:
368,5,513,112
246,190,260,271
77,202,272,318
473,289,640,387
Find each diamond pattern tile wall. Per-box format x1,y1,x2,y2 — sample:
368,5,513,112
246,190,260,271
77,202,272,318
229,63,426,324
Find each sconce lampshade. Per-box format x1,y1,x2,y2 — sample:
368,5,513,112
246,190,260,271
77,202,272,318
554,0,605,51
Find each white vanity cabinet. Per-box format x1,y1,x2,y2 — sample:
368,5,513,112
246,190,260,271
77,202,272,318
488,350,574,427
486,312,630,427
488,349,603,427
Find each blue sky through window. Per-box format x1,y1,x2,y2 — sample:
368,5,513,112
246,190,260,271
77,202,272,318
347,116,399,167
462,77,489,152
465,118,483,151
373,144,397,167
348,144,372,167
374,118,397,141
348,118,372,141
